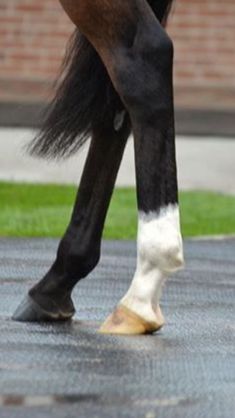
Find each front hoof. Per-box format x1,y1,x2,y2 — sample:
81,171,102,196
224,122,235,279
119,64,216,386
99,305,164,336
12,295,75,322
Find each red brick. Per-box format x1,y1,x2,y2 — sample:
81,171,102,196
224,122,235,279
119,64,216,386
0,0,235,109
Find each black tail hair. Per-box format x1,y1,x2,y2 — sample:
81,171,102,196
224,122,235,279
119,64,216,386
28,0,174,160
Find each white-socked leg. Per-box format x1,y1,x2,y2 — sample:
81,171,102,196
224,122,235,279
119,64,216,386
94,5,180,335
121,204,184,319
99,204,184,335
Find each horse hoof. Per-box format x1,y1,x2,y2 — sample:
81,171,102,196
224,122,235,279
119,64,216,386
99,304,164,335
12,295,75,322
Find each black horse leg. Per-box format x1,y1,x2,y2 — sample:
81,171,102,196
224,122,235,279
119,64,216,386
106,115,184,333
95,7,185,334
13,117,130,321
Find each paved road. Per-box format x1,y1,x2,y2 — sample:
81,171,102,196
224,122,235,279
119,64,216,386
1,128,235,194
0,238,234,418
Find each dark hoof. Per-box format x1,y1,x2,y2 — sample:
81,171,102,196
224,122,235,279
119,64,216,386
12,295,75,322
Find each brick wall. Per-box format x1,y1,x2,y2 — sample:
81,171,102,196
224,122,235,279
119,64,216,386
0,0,72,102
1,0,235,110
169,0,235,110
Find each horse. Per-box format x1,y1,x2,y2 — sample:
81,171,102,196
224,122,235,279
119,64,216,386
13,0,184,335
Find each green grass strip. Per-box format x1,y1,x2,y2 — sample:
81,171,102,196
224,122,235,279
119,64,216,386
0,182,235,239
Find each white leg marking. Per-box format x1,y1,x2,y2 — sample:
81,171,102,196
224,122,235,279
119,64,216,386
120,204,184,323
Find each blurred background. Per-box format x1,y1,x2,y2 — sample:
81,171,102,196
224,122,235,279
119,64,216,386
1,0,235,133
0,0,235,238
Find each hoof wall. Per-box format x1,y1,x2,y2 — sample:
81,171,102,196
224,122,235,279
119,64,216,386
99,305,164,335
12,295,75,322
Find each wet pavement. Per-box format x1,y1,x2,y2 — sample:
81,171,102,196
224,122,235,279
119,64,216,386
0,238,234,418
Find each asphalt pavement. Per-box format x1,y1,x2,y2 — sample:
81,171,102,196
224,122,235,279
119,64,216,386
0,238,234,418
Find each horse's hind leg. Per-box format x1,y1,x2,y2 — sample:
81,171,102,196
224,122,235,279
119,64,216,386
99,12,184,334
58,0,185,334
13,117,130,321
14,0,184,331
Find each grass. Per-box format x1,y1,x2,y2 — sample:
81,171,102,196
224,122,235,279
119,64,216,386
0,181,235,239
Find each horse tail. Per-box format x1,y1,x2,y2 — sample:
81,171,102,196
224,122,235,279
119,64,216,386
151,0,175,27
28,31,123,159
28,1,174,160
